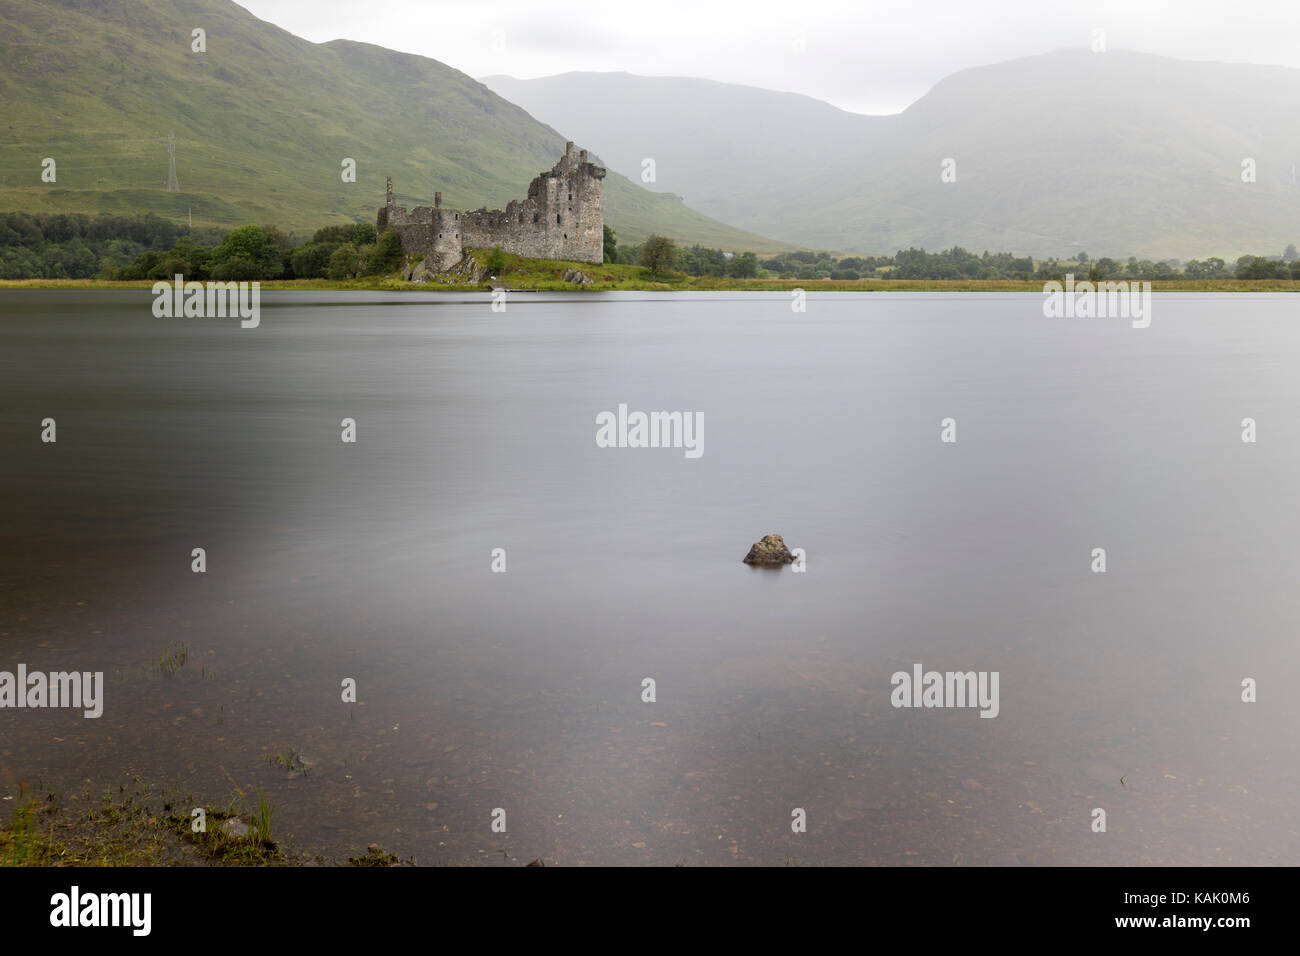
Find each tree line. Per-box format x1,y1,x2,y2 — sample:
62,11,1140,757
611,233,1300,281
3,211,1298,282
0,212,404,281
109,223,405,281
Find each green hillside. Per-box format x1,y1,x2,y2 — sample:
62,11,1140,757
0,0,783,250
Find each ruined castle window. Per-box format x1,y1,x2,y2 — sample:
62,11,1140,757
533,213,539,224
556,213,561,225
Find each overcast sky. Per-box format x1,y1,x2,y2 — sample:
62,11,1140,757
238,0,1300,114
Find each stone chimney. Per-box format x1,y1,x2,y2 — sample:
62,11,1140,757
579,149,588,164
565,141,575,158
385,176,393,207
434,191,442,209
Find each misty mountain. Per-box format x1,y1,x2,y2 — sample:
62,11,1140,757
483,71,884,231
484,53,1300,259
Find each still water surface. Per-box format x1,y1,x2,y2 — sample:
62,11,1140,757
1,290,1297,865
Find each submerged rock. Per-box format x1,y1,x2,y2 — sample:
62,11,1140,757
742,533,795,567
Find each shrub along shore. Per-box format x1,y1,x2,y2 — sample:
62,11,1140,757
1,212,1298,291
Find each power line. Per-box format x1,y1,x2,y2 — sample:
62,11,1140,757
166,131,179,192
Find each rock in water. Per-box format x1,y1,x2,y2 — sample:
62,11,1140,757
742,533,795,567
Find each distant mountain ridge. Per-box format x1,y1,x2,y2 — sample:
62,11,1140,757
484,53,1300,259
483,71,882,230
0,0,783,249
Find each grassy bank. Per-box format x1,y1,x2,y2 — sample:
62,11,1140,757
0,779,407,867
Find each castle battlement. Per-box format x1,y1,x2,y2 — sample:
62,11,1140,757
379,142,606,270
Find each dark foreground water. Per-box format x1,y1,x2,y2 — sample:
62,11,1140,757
1,289,1298,865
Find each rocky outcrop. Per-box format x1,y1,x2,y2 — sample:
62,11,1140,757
407,254,486,285
563,268,593,285
408,256,435,283
742,533,795,567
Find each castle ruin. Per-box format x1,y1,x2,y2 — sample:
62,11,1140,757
379,142,606,269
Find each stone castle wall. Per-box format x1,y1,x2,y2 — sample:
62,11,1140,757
380,142,605,268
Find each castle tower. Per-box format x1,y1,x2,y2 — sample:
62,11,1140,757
379,145,605,269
